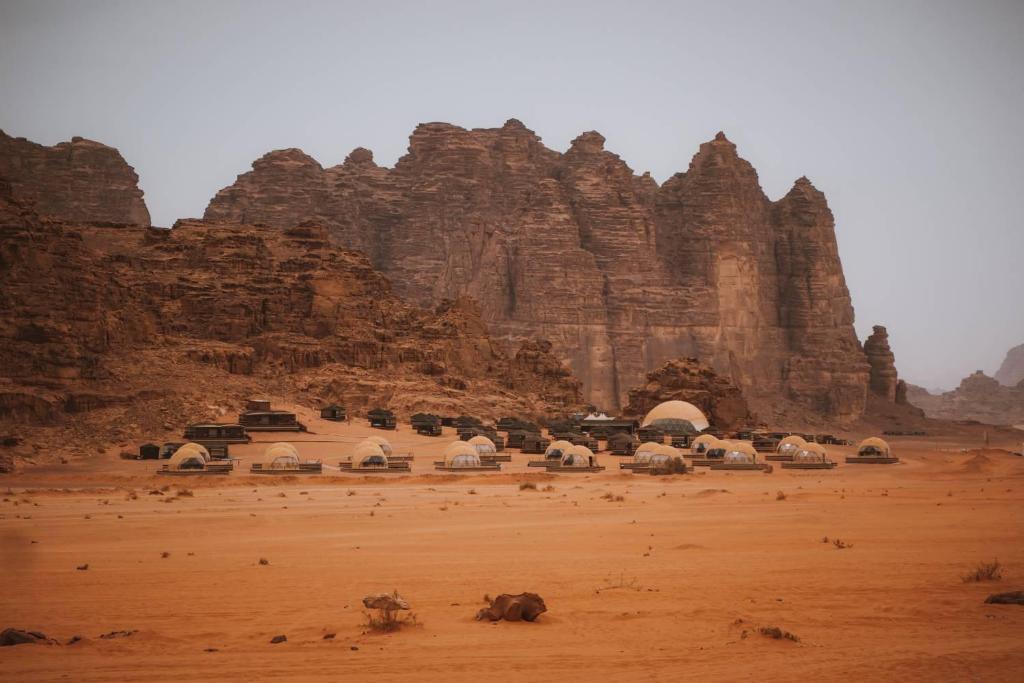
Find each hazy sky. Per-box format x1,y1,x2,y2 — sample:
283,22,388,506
2,0,1022,390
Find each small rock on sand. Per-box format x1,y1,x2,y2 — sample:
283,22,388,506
985,591,1024,605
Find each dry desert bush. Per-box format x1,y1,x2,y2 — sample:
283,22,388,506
962,560,1002,583
759,626,800,642
519,482,537,491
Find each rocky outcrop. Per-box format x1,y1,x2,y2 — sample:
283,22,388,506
476,593,547,622
622,358,753,430
906,373,1024,426
995,344,1024,387
205,121,870,421
0,191,584,464
0,130,149,226
864,325,899,402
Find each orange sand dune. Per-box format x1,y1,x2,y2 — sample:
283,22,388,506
1,420,1023,681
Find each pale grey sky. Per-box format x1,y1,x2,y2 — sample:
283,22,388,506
1,0,1022,390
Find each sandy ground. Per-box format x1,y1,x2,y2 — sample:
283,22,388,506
2,416,1023,681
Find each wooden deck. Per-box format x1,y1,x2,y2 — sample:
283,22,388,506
544,465,605,473
709,463,773,472
781,461,837,470
338,462,412,473
845,457,900,464
157,464,233,476
432,463,501,472
250,463,323,474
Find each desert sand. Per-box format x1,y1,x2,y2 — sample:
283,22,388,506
2,412,1023,681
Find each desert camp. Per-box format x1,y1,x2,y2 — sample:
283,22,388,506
3,3,1023,680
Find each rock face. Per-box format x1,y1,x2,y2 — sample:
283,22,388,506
864,325,899,402
0,130,150,226
621,358,753,430
0,187,583,464
476,593,547,622
995,344,1024,387
205,121,870,422
906,372,1024,426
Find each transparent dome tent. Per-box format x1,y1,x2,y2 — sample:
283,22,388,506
690,434,719,455
443,441,483,469
633,441,664,464
641,400,710,433
723,441,758,465
262,442,300,469
467,435,497,456
167,443,210,470
776,435,807,458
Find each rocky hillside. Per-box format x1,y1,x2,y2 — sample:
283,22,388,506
622,358,753,430
906,373,1024,427
0,180,583,464
205,121,877,422
0,130,150,226
995,343,1024,387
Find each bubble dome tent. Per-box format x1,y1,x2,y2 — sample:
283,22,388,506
641,400,710,435
468,434,512,462
690,434,719,455
545,444,604,472
158,442,232,475
782,443,837,470
360,435,415,463
619,441,670,471
528,439,574,468
339,441,411,473
766,435,808,462
364,435,393,457
633,442,664,464
648,444,682,467
846,437,900,465
434,441,501,471
710,441,772,472
691,437,727,467
251,442,323,474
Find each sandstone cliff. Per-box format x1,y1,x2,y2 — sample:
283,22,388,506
906,373,1024,427
0,187,582,463
622,358,753,430
206,121,871,421
0,130,150,226
995,343,1024,387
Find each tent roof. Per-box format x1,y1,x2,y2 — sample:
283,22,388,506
641,400,709,431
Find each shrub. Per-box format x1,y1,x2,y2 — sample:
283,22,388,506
649,457,688,475
363,592,417,633
962,560,1002,583
519,482,537,491
776,490,786,501
759,626,800,642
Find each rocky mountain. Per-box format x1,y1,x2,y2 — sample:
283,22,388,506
622,358,753,430
906,373,1024,426
0,180,583,464
995,343,1024,387
205,120,875,422
0,130,149,226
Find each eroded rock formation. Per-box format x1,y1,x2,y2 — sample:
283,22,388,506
0,187,583,464
906,373,1024,426
205,121,870,421
864,325,899,402
995,343,1024,387
476,593,547,622
621,358,753,430
0,130,149,226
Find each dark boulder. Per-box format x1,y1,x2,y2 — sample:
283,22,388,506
476,593,546,622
